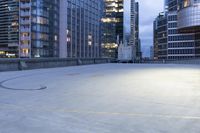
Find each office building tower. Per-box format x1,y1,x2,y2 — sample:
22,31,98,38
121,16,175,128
154,0,199,60
101,0,123,58
0,0,103,58
59,0,103,58
102,0,141,60
177,0,200,57
135,2,142,60
0,0,59,58
0,0,19,57
153,12,168,59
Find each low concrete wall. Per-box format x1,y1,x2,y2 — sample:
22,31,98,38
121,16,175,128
0,58,111,72
141,58,200,65
167,59,200,65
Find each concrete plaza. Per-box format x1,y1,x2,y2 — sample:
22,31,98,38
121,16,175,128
0,64,200,133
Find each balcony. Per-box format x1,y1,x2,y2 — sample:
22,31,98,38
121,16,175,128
20,20,31,25
20,53,30,58
20,3,31,9
20,28,30,32
8,43,18,47
20,36,31,41
20,11,31,17
20,44,30,49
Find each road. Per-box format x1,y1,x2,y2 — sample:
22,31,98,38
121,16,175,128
0,64,200,133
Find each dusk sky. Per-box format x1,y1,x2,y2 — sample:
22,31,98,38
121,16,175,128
138,0,164,57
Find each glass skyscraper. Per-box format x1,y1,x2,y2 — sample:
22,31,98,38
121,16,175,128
0,0,103,58
178,0,200,33
0,0,19,58
31,0,59,58
153,12,168,59
134,2,142,59
59,0,103,58
101,0,123,58
178,0,200,57
0,0,59,58
102,0,141,59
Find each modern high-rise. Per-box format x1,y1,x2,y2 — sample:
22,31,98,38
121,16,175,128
59,0,103,58
0,0,19,58
135,2,142,59
0,0,59,58
0,0,103,58
102,0,141,59
101,0,123,58
177,0,200,57
153,12,168,59
154,0,199,60
177,0,200,33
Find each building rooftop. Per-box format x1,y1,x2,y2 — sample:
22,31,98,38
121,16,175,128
0,64,200,132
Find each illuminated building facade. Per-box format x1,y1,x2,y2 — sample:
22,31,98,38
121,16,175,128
0,0,59,58
0,0,102,58
101,0,123,58
0,0,19,58
102,0,141,59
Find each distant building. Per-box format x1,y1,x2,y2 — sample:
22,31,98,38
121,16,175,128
135,2,142,60
150,46,154,60
154,0,199,60
102,0,141,60
118,41,134,62
153,12,168,60
153,15,159,60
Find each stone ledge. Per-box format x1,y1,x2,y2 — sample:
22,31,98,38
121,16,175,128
0,58,112,72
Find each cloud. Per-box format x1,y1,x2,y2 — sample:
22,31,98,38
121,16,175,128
138,0,164,57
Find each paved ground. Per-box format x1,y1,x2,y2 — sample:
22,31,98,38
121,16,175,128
0,64,200,133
